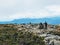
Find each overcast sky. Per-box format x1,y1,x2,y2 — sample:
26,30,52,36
0,0,60,21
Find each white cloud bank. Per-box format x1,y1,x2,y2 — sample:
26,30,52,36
9,5,60,19
0,0,60,21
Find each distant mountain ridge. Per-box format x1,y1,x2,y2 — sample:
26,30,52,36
0,17,60,24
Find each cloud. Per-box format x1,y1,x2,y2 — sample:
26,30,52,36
0,0,16,8
46,5,60,12
1,5,60,21
0,0,60,21
45,5,60,16
9,5,60,20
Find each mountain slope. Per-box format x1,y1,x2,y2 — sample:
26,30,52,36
0,17,60,24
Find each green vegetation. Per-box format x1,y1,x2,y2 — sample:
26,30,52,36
0,24,45,45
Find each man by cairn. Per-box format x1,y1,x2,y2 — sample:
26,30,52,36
39,21,48,30
44,21,48,29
